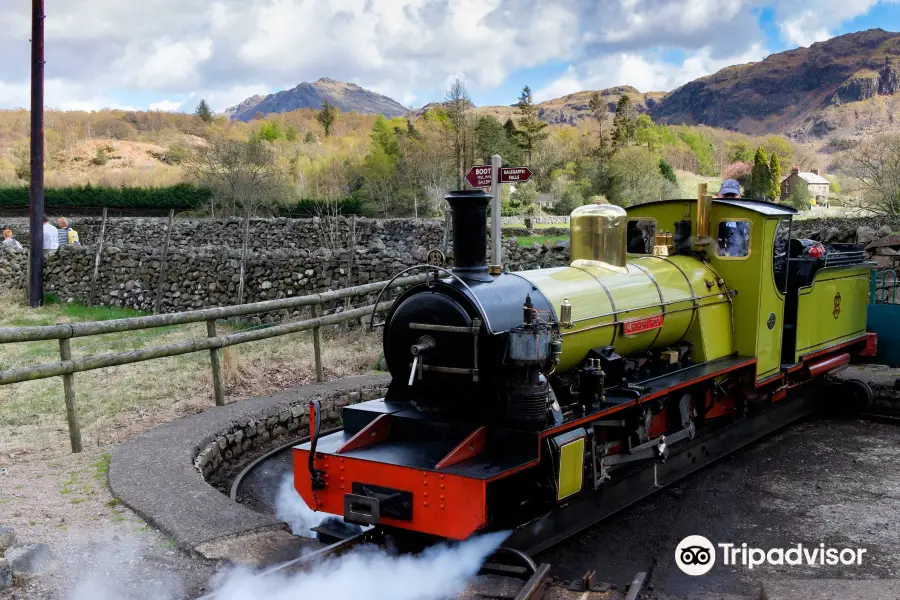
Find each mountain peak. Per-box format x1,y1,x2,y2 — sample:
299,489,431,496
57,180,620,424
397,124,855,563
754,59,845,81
226,78,407,121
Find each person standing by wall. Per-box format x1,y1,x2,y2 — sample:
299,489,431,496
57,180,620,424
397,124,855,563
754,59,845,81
2,227,23,250
56,216,80,246
42,215,59,254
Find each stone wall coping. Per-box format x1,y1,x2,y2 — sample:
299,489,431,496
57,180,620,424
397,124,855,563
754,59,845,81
108,374,391,551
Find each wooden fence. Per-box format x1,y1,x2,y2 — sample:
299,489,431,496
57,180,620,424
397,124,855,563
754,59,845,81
0,273,427,453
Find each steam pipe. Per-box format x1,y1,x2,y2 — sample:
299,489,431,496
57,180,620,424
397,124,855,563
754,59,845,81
696,183,712,246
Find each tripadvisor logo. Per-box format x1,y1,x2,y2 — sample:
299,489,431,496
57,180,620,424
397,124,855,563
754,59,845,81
675,536,867,576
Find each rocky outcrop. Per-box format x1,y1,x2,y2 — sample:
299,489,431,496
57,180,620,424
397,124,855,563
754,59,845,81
652,29,900,137
226,78,408,122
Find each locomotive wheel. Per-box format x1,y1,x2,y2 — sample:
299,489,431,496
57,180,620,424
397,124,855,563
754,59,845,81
843,378,874,412
824,378,874,415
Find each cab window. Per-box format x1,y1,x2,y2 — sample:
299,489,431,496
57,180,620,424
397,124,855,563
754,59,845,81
627,219,656,254
716,221,750,258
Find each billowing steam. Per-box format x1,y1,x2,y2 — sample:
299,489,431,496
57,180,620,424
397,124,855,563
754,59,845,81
274,474,322,537
209,531,508,600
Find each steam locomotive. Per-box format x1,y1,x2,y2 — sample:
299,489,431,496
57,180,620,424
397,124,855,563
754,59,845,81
294,189,876,553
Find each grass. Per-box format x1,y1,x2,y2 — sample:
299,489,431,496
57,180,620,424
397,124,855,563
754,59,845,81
0,290,382,456
515,234,568,247
676,170,722,198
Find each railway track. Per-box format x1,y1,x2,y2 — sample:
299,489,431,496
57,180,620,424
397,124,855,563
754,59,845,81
225,435,647,600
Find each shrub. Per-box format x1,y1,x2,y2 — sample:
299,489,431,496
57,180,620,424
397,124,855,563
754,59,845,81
91,147,110,166
0,183,214,210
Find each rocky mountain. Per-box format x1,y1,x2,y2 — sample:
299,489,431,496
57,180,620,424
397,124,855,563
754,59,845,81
225,78,408,121
651,28,900,138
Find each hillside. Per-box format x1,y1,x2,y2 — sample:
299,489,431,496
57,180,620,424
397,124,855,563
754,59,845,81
225,78,409,122
652,28,900,139
474,86,666,125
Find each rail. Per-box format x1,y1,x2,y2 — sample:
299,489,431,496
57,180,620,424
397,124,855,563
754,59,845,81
870,268,899,305
0,273,428,453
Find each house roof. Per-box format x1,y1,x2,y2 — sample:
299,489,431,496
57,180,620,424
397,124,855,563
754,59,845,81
785,171,830,185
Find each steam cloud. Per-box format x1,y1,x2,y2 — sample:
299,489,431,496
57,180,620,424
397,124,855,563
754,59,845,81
274,474,322,538
209,531,508,600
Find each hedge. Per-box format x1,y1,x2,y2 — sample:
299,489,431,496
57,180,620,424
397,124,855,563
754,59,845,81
0,184,213,209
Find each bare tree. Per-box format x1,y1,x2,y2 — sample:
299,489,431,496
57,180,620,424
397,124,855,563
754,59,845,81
840,134,900,216
445,78,471,189
187,137,287,218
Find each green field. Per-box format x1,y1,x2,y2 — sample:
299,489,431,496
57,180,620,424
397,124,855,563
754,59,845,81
515,234,568,246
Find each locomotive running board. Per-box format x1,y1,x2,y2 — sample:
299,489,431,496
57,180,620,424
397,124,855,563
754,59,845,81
504,390,818,555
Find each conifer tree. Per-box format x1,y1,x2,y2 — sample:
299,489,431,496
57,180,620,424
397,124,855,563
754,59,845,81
513,86,549,166
612,95,636,148
750,147,771,200
316,101,337,137
195,99,214,123
768,152,782,201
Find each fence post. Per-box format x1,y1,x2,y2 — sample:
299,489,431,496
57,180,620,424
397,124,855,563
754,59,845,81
154,209,175,314
57,338,83,453
237,213,250,305
342,215,356,332
207,319,226,407
88,207,108,306
312,303,324,382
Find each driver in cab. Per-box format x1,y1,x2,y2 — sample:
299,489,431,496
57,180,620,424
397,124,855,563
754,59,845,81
716,180,748,257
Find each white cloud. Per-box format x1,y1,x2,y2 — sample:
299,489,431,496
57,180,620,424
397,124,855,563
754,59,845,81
116,38,214,90
149,99,185,112
0,0,893,113
535,44,767,99
206,84,270,113
773,0,885,46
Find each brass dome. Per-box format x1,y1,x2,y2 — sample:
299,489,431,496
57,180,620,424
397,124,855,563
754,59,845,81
569,204,628,273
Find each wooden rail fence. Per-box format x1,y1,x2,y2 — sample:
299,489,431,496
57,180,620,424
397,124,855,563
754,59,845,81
0,274,427,453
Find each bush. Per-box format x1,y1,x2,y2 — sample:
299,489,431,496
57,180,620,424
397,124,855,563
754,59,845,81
91,148,110,166
276,197,363,217
0,183,214,210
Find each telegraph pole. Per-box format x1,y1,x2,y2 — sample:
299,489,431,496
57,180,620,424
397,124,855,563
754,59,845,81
29,0,45,307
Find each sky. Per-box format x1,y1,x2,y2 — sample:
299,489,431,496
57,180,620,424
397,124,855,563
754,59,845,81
0,0,898,114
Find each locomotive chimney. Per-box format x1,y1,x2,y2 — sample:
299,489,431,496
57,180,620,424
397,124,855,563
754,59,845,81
445,189,493,280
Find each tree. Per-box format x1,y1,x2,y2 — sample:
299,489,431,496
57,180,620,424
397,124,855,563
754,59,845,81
749,147,771,200
726,140,754,164
635,114,660,151
304,131,317,144
513,86,549,166
659,158,677,184
371,115,400,158
285,125,298,142
444,78,472,188
786,179,810,211
612,95,636,148
840,133,900,216
474,115,520,164
316,101,337,136
256,121,283,142
195,99,214,123
187,137,287,218
608,147,679,206
768,153,782,200
588,92,607,152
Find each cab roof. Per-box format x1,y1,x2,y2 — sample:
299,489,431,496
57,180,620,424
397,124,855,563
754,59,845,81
627,198,798,216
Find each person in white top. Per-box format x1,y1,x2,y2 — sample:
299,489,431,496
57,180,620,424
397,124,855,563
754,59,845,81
42,215,59,252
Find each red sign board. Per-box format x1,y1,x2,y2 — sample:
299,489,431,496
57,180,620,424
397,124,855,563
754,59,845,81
465,165,492,188
622,315,664,336
499,166,533,183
